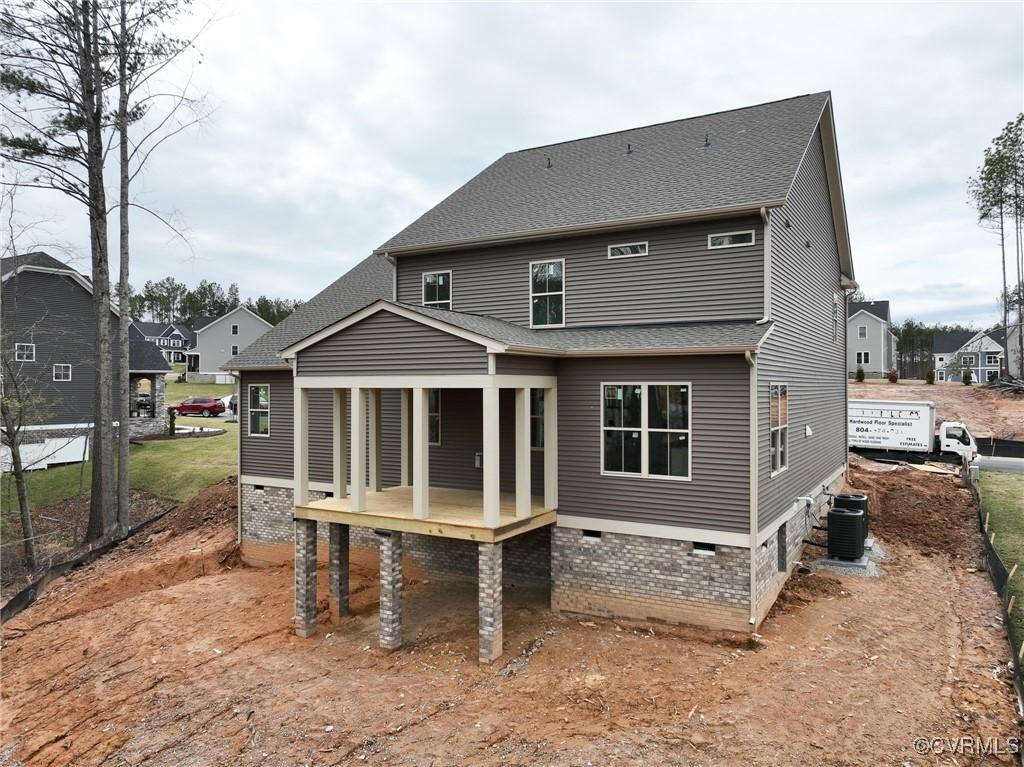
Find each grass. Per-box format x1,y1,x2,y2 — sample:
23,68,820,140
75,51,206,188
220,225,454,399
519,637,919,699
164,380,236,402
980,470,1024,651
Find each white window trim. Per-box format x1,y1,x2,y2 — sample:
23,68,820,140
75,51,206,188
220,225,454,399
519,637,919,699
986,353,1000,365
937,356,945,364
598,381,692,482
231,324,239,336
529,258,566,329
961,354,977,366
53,363,72,382
769,382,789,478
936,369,946,381
14,343,35,362
857,325,867,339
421,270,453,311
231,345,239,356
856,351,870,365
247,383,271,437
607,241,648,259
707,229,756,250
428,388,441,446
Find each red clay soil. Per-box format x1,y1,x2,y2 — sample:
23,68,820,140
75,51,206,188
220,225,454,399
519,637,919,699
1,469,1020,766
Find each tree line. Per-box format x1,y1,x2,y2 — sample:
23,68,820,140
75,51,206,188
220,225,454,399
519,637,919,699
130,276,303,327
892,318,976,380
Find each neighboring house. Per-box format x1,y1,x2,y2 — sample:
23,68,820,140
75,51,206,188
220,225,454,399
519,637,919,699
846,300,896,378
185,306,272,384
132,320,195,364
226,92,855,662
1,253,171,471
932,329,1005,382
1009,323,1023,379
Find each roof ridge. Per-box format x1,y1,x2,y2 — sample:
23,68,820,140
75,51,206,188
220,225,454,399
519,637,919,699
511,91,831,155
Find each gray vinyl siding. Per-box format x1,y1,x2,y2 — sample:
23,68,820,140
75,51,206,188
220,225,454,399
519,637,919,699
295,311,488,376
195,308,270,374
757,128,847,533
557,355,750,534
846,312,890,376
395,218,764,328
495,355,557,376
1,270,122,425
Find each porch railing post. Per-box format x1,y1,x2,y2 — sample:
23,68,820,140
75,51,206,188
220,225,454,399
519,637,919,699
514,387,531,518
368,388,382,492
412,387,429,518
350,386,366,512
483,385,501,526
294,385,309,506
543,387,558,510
332,388,348,499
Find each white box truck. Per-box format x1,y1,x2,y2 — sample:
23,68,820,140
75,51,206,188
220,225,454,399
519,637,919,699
848,399,977,460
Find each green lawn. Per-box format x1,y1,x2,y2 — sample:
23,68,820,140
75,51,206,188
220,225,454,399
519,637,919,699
1,417,237,515
980,470,1024,650
164,380,236,403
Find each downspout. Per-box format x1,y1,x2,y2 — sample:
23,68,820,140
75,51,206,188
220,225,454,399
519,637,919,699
745,349,759,625
756,207,772,324
233,371,242,544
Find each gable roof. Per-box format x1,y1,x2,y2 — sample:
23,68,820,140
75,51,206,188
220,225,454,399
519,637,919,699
195,305,273,336
2,251,120,316
129,339,172,373
375,92,853,283
932,331,978,354
133,320,168,337
225,254,395,370
192,315,217,331
848,301,890,323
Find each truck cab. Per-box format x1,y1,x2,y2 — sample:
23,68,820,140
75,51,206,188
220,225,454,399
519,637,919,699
938,422,977,460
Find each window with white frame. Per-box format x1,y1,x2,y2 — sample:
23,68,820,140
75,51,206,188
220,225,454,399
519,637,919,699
422,271,452,310
857,325,867,339
961,354,977,366
231,345,239,356
53,363,72,382
607,241,648,259
601,383,690,479
248,384,270,436
937,356,945,364
769,383,789,474
530,260,564,327
231,323,239,336
856,351,870,365
708,230,755,249
428,389,441,445
986,353,999,366
937,369,946,381
14,343,35,362
530,388,544,449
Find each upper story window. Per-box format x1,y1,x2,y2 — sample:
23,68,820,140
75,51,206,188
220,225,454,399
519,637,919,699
428,389,441,445
857,325,867,339
769,383,789,475
708,230,755,249
248,384,270,436
833,294,841,342
15,343,35,362
53,363,72,382
961,354,977,366
607,241,648,259
231,345,239,356
530,259,564,328
231,324,239,336
601,383,691,480
937,355,945,364
986,353,1000,366
422,271,452,310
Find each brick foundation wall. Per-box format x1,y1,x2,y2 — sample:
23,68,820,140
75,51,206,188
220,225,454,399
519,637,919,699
551,527,751,632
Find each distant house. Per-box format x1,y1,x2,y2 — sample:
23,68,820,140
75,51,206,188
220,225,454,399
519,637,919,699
185,306,272,384
932,329,1005,382
132,320,195,364
847,300,896,377
2,252,171,470
1009,324,1023,378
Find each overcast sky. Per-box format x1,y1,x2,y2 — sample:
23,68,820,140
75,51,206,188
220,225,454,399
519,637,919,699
11,1,1024,328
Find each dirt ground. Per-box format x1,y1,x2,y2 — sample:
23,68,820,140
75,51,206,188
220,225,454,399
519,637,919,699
849,381,1024,439
2,469,1021,766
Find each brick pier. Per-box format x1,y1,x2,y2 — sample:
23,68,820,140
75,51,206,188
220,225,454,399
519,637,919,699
477,542,503,663
378,531,403,650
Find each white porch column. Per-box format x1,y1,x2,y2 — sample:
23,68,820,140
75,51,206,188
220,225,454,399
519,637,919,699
400,388,411,486
332,388,348,499
412,387,430,518
349,387,366,512
514,387,531,518
543,387,558,510
294,386,310,506
368,388,382,492
482,385,501,527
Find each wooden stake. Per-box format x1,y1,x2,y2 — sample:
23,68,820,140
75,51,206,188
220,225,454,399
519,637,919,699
1009,563,1018,581
1009,595,1016,615
985,512,990,531
1018,642,1024,664
991,532,997,546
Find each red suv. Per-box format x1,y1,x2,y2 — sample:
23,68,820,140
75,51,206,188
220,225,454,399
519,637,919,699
168,396,225,417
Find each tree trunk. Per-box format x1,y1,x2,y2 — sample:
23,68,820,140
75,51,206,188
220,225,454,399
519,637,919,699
116,0,131,537
999,202,1011,375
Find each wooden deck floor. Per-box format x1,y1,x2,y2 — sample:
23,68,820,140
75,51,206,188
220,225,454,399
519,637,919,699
293,486,556,543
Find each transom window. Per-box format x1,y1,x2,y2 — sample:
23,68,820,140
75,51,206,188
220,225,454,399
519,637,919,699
428,389,441,445
231,324,239,335
14,343,35,362
607,241,648,259
770,383,789,475
53,363,72,382
422,271,452,310
856,351,870,365
708,230,755,249
530,388,544,449
530,259,564,328
857,325,867,339
248,384,270,436
601,383,691,480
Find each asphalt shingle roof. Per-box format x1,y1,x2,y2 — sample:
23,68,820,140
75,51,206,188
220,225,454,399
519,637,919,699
932,331,979,354
848,300,890,323
225,254,395,369
129,339,171,372
377,93,830,253
0,251,72,276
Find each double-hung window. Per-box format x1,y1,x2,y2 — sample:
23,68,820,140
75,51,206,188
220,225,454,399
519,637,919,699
422,271,452,310
53,363,72,382
601,383,691,480
15,343,35,362
231,324,239,336
770,383,789,475
428,389,441,445
248,384,270,436
231,345,239,356
530,389,544,449
530,259,564,327
857,325,867,339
